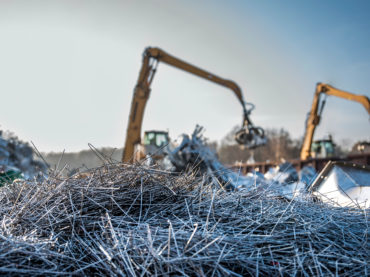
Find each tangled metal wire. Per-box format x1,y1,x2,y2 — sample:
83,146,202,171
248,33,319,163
0,163,368,276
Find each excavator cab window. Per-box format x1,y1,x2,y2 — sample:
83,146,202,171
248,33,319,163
324,141,335,155
311,139,335,158
311,142,321,155
143,131,169,148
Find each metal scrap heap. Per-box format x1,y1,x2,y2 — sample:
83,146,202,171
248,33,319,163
0,130,47,184
0,163,368,276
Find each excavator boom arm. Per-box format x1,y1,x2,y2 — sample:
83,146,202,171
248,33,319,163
147,48,244,103
300,83,370,160
122,47,263,162
322,84,370,112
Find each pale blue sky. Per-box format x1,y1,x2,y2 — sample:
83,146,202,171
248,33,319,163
0,0,369,152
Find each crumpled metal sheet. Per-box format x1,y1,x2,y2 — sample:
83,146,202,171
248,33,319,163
264,162,298,184
263,163,315,200
310,162,370,208
299,166,317,186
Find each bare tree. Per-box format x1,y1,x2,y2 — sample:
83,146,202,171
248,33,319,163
218,126,301,164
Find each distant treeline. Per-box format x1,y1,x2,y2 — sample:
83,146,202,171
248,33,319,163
42,147,123,176
42,127,361,175
41,127,301,174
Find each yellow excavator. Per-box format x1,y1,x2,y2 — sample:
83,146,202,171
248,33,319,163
122,47,266,163
301,83,370,160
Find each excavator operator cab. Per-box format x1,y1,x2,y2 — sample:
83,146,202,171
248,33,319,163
142,130,170,157
311,137,336,158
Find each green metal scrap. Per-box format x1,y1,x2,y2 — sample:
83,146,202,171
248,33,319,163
0,169,23,186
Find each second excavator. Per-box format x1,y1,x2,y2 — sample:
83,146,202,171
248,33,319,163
122,47,266,163
301,83,370,160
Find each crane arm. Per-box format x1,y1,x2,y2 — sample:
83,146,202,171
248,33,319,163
145,48,254,125
148,49,243,98
321,84,370,112
300,83,370,160
122,47,264,162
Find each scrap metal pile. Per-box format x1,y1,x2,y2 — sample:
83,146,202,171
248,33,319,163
166,126,314,200
165,126,369,207
0,131,47,183
166,125,262,191
0,163,368,276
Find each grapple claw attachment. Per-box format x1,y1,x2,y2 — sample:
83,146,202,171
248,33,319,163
235,125,267,149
